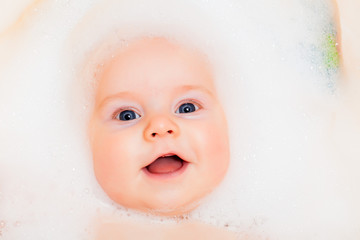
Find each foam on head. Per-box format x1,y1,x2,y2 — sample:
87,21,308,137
67,1,237,119
1,0,359,239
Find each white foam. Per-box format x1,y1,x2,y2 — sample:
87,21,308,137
0,0,359,239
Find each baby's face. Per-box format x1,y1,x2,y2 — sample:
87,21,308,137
89,38,229,215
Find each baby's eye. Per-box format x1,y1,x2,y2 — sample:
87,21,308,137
175,102,199,114
115,110,141,121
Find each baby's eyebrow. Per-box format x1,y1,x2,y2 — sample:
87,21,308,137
175,85,215,97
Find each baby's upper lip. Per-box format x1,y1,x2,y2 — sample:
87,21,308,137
142,151,189,169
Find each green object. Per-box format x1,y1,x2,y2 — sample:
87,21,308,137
323,33,339,70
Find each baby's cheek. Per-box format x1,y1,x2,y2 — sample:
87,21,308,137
188,119,229,193
193,118,229,161
92,132,127,182
203,117,229,172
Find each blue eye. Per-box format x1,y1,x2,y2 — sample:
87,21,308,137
176,102,198,114
116,110,140,121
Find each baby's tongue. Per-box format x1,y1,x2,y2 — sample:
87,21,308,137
147,156,183,174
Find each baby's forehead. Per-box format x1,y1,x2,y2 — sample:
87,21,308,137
119,37,180,56
87,37,214,88
99,37,214,83
94,37,217,102
108,37,211,68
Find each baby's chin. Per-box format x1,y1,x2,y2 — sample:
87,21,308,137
111,193,205,217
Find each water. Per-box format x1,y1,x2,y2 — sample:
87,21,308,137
0,0,359,239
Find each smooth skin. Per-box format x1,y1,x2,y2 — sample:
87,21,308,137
89,37,230,216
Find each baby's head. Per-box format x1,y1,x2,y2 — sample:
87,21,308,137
88,37,229,215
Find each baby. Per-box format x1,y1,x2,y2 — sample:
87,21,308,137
88,36,233,236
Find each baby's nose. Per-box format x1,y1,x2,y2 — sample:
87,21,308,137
144,115,179,141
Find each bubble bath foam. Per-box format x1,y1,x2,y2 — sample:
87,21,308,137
0,0,359,239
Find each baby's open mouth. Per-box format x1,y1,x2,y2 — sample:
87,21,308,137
145,154,185,174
